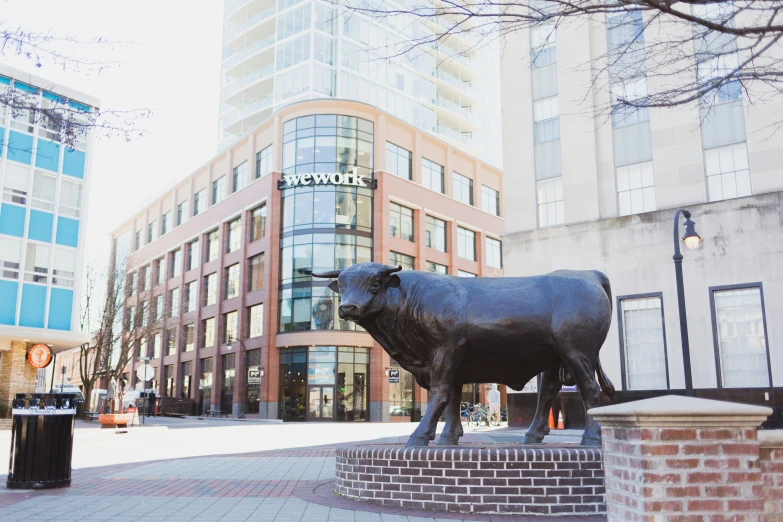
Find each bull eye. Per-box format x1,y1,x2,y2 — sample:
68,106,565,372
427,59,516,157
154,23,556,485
369,280,380,292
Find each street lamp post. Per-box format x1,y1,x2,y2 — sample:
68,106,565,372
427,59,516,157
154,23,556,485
672,209,702,397
225,336,247,419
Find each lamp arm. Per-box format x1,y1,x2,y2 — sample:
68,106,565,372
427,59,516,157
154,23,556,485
672,209,689,261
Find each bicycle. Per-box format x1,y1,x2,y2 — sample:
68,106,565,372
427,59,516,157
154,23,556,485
470,403,490,427
460,402,472,426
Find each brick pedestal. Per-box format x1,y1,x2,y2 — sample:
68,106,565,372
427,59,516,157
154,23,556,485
335,445,605,515
589,395,773,522
759,431,783,521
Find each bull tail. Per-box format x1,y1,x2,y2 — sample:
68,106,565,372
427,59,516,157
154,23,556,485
596,359,615,400
592,270,612,314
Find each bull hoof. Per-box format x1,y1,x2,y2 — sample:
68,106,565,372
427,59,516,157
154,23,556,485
580,435,602,447
406,436,430,447
522,434,544,444
436,435,459,446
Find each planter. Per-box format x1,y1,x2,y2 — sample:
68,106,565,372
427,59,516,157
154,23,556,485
98,413,134,429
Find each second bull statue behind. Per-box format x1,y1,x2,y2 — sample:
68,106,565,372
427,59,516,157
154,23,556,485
314,262,615,447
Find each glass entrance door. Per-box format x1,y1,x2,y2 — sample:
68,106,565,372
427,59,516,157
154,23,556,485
308,386,334,420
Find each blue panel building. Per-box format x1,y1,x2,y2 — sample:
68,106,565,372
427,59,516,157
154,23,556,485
0,65,96,405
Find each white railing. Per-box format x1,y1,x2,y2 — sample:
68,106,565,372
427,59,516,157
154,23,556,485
222,35,275,69
431,68,473,94
224,0,249,12
435,124,472,146
224,6,276,42
435,95,473,121
222,95,273,126
222,64,275,98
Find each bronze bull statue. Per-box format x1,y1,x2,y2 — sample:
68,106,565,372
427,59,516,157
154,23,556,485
314,263,615,446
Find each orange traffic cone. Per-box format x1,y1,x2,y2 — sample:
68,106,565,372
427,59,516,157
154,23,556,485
548,408,555,429
557,411,565,429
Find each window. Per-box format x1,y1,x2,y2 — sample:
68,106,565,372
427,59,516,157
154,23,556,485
256,145,273,179
212,176,225,205
160,211,171,235
458,270,476,278
140,301,149,327
248,304,264,338
180,361,192,399
705,143,751,202
457,227,476,261
227,218,241,253
250,205,266,242
166,329,177,356
0,238,22,280
486,237,502,269
249,254,264,292
139,338,148,359
225,264,240,299
232,162,247,193
155,258,166,285
389,251,414,271
185,281,197,312
224,311,238,343
206,230,219,262
193,189,205,216
24,243,50,284
170,249,182,278
537,177,564,227
125,306,135,331
152,334,162,359
481,186,499,216
713,286,770,388
155,295,164,321
127,272,137,296
617,161,656,215
52,248,76,287
453,172,473,205
134,230,142,251
31,170,56,212
59,179,82,219
204,273,217,306
203,317,216,347
147,221,156,244
139,266,149,292
421,158,444,193
177,201,186,226
169,287,180,318
620,297,668,390
389,203,414,241
2,162,29,205
425,216,447,252
426,261,447,274
164,364,175,396
187,240,199,271
183,324,195,352
386,142,411,180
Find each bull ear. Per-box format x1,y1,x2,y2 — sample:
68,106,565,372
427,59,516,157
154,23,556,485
328,280,340,294
387,273,401,289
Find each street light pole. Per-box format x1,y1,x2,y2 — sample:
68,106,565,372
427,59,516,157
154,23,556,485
672,209,702,397
226,337,247,419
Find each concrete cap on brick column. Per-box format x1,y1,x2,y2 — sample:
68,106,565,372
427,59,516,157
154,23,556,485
588,395,772,427
759,429,783,449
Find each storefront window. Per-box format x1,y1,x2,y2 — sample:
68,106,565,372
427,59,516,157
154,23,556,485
279,347,307,421
336,347,369,422
279,114,375,333
389,359,419,421
221,353,235,413
199,358,212,415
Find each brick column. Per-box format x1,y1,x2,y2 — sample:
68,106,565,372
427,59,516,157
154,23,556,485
759,431,783,521
589,395,772,522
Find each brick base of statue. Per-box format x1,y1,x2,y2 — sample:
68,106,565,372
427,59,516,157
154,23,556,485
334,444,606,516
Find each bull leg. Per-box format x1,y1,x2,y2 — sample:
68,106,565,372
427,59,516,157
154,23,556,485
563,355,603,447
436,384,464,445
407,382,451,447
523,368,560,444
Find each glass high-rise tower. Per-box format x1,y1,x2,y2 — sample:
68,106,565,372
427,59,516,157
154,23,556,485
219,0,502,167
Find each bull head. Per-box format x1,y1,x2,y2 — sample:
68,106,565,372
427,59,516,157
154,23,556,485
313,263,403,322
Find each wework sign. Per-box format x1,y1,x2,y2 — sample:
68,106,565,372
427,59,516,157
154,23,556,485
248,367,262,385
388,369,400,384
277,171,377,190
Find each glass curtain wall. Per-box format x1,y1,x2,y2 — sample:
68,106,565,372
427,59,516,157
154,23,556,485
279,115,374,332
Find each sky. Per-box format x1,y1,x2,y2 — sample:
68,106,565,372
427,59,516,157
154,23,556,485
3,0,224,263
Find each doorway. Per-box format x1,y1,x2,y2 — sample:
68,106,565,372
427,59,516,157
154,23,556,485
308,386,335,420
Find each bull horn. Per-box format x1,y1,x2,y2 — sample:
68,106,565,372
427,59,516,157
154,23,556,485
382,265,403,276
312,269,344,279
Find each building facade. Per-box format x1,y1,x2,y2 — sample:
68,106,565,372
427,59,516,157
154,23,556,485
110,99,503,421
0,65,95,410
218,0,502,167
500,11,783,427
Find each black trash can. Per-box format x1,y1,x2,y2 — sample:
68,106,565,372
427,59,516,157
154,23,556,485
7,393,77,489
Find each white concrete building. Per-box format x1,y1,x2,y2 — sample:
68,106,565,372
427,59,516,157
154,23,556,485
500,11,783,428
218,0,502,167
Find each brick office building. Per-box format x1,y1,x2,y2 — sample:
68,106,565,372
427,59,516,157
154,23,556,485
109,99,503,421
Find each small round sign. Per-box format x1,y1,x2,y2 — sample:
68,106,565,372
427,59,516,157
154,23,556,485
136,364,154,382
28,344,52,369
